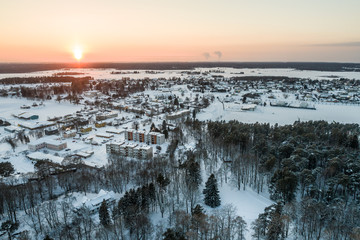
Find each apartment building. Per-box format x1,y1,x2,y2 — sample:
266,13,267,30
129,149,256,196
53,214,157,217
106,141,153,159
125,129,165,145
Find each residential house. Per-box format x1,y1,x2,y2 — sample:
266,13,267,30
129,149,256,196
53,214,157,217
45,127,59,136
63,130,77,138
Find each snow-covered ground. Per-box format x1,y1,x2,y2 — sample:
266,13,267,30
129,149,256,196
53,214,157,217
1,67,360,81
198,99,360,125
218,183,274,239
0,97,82,123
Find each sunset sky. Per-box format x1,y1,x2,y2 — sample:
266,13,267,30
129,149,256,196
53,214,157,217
1,0,360,62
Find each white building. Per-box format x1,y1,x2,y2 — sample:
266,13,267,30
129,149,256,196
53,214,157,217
106,141,153,159
74,189,116,214
28,137,67,151
166,109,191,120
147,132,165,145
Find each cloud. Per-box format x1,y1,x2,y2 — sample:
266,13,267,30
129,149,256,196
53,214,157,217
214,51,222,60
203,52,210,60
309,41,360,47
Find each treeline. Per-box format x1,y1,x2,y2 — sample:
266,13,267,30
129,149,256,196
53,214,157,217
0,76,92,85
1,78,149,102
93,79,148,98
6,80,90,101
1,62,359,73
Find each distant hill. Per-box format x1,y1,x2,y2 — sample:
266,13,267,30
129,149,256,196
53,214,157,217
0,62,359,73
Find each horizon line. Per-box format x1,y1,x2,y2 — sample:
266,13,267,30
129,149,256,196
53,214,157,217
1,60,360,64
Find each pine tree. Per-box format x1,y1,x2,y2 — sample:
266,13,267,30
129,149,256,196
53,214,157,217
157,173,170,189
99,199,111,227
162,120,167,131
1,220,18,240
163,129,169,139
203,174,221,208
148,183,156,205
186,160,202,188
191,204,204,217
163,228,187,240
0,162,15,177
349,134,359,149
266,203,284,240
44,235,54,240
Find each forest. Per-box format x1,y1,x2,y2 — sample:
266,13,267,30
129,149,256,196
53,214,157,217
0,78,149,104
0,76,92,85
0,119,359,239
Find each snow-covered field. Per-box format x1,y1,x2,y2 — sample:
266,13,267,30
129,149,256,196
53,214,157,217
1,67,360,81
198,99,360,125
0,97,82,123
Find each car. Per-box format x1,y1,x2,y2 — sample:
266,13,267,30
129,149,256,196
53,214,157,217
65,148,71,151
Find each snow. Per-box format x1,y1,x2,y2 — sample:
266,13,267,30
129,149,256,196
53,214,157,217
218,183,274,239
1,67,360,81
73,189,116,211
0,98,82,125
27,151,64,163
198,95,360,125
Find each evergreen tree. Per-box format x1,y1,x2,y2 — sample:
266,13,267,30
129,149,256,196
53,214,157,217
148,183,156,205
1,220,18,240
348,134,359,149
44,235,54,240
191,204,204,217
270,168,298,202
99,199,111,227
192,109,196,119
162,120,167,131
157,173,170,189
0,162,15,177
163,228,187,240
203,174,221,208
183,159,202,190
266,203,284,240
163,129,169,139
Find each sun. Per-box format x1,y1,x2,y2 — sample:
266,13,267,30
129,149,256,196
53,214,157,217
73,48,83,60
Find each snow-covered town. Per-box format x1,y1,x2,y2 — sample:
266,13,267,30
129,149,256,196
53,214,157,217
0,66,360,239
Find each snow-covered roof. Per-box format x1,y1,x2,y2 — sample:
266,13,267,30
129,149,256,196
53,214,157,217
27,152,64,163
29,136,65,146
74,190,116,210
19,121,55,130
96,133,114,138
